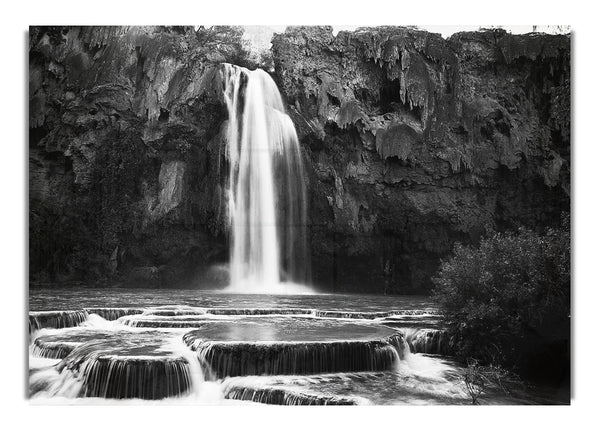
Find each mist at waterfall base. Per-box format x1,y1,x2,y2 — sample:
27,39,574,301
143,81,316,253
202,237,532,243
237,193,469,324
222,64,312,295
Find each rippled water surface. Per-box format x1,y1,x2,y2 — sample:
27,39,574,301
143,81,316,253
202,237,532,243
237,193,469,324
29,287,436,312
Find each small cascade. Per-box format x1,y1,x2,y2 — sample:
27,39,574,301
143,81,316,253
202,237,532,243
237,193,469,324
118,310,207,328
222,64,310,292
59,339,193,400
220,368,466,406
143,309,205,317
397,310,443,316
314,310,442,320
30,328,117,360
402,328,453,355
31,337,79,359
315,310,395,320
223,384,360,405
29,310,89,334
123,320,207,329
163,337,216,400
68,355,191,399
206,307,313,316
183,332,407,378
29,362,84,399
84,308,144,320
30,332,202,400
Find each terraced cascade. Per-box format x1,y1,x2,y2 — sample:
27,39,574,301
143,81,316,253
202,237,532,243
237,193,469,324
380,314,453,355
29,310,90,334
32,329,117,359
220,366,467,406
28,290,565,405
182,318,407,378
30,331,197,400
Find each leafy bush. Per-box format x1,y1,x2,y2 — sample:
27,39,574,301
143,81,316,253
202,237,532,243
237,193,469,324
432,215,570,382
195,26,254,68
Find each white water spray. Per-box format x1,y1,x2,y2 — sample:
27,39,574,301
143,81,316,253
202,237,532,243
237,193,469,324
222,64,311,293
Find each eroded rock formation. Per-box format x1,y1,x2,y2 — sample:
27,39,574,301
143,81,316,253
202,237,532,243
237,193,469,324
272,26,570,293
29,26,570,293
29,26,237,287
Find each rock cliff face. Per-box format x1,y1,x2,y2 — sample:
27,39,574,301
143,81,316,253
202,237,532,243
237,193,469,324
272,27,570,293
29,26,238,287
29,26,570,293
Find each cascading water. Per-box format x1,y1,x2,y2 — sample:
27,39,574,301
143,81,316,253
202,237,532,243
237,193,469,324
29,310,90,334
29,294,557,405
222,64,310,293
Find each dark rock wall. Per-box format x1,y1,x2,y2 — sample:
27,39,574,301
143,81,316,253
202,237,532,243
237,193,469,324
29,26,237,286
29,26,570,293
272,27,570,293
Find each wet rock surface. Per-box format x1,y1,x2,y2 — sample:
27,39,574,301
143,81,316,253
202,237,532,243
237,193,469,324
29,26,570,294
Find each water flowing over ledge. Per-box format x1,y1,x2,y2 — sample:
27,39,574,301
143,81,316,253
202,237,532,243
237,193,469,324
220,367,467,406
28,293,564,405
182,319,408,378
29,306,443,332
222,382,363,405
33,332,196,400
29,308,145,334
29,310,89,334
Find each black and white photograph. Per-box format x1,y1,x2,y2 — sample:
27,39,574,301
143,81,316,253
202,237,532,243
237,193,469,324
25,22,572,406
4,0,598,426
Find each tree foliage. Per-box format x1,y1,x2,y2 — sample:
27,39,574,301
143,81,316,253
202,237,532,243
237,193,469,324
194,26,273,71
432,215,570,380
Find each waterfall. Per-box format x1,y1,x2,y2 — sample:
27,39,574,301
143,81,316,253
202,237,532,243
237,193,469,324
222,64,310,293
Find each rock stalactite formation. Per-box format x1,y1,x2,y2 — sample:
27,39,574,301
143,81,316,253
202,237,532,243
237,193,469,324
29,26,570,293
271,26,570,293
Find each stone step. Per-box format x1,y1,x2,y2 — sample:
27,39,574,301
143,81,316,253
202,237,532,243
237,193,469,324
183,318,408,378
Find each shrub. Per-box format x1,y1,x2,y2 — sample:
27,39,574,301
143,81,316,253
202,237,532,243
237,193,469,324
462,360,523,405
195,26,254,68
432,215,570,383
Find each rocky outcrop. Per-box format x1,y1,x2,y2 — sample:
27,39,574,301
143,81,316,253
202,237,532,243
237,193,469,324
29,26,570,294
29,26,244,286
272,26,570,293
